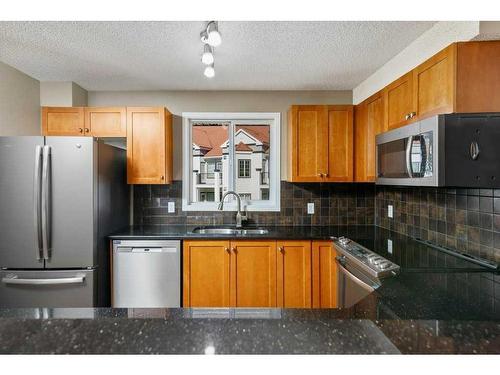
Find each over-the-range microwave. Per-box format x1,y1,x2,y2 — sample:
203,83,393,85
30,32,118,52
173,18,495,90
376,113,500,187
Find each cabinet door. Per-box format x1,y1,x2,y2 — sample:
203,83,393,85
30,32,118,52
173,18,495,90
312,241,338,308
384,72,415,130
126,107,173,184
277,241,312,308
366,94,385,181
231,241,277,307
413,44,456,120
324,105,353,182
288,105,328,182
85,107,126,137
354,93,385,182
41,107,84,136
183,240,231,307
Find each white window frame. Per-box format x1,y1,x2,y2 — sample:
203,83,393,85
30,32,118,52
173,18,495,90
182,112,281,212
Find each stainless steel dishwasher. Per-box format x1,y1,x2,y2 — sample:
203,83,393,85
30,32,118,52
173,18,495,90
112,240,180,308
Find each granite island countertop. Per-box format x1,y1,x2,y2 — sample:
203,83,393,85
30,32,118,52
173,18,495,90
0,306,498,354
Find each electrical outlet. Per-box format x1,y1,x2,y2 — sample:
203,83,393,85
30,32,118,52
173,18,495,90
168,201,175,213
307,202,315,214
387,239,393,254
388,205,393,218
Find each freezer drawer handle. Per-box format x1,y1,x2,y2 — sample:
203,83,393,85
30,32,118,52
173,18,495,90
1,275,85,285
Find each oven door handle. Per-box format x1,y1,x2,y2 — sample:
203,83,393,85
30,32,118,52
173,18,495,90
335,257,376,293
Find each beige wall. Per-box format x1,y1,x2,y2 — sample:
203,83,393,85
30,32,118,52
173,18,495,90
88,90,352,180
0,61,40,135
40,81,88,106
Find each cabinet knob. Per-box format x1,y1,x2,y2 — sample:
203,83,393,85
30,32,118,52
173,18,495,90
78,128,83,133
279,247,284,253
225,247,230,253
84,128,90,133
232,247,237,253
324,173,329,177
318,173,323,177
405,114,410,121
161,175,165,180
410,112,416,118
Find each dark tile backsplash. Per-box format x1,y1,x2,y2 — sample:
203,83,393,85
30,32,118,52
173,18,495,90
375,186,500,264
133,181,375,227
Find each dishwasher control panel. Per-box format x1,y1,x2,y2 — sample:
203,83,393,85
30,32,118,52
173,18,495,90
333,237,400,279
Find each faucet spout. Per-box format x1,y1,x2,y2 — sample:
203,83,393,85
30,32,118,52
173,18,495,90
218,191,247,228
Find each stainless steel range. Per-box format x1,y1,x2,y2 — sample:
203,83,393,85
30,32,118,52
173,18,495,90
333,237,400,308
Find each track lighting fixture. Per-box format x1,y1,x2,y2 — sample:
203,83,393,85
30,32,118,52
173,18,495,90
201,44,214,65
204,64,215,78
200,21,222,47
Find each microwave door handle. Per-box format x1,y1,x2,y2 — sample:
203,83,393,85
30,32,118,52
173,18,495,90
405,135,414,178
419,135,427,176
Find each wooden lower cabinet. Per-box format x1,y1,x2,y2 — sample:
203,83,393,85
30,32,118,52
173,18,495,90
183,240,231,307
277,241,312,308
231,241,277,307
312,241,338,308
183,239,332,309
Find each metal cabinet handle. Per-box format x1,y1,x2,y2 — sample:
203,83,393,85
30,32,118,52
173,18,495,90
2,275,85,285
469,141,480,160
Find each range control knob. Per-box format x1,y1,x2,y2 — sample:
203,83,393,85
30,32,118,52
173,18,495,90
379,262,391,270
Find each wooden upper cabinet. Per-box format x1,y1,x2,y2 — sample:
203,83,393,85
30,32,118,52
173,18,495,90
84,107,126,137
325,105,353,182
384,71,415,130
288,105,328,182
456,41,500,113
183,240,230,308
277,241,312,308
42,107,84,136
312,241,338,308
231,241,277,308
126,107,173,185
288,105,353,182
413,44,456,120
354,92,385,182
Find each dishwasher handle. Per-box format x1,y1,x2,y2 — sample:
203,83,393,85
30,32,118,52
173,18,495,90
116,247,178,253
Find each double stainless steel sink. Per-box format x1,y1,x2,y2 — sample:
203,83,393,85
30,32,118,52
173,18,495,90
192,227,269,235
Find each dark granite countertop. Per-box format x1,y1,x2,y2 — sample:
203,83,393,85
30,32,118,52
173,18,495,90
108,224,376,240
0,306,498,354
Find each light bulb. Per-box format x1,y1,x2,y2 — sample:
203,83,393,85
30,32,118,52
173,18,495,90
204,65,215,78
207,29,221,47
201,45,214,65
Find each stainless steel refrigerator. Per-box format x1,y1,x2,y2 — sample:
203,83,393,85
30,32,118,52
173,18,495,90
0,136,129,307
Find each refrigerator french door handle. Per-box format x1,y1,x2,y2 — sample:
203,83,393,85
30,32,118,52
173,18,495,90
2,274,85,285
41,145,52,261
33,145,43,260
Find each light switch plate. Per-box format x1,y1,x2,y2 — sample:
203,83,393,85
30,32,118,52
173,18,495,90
387,239,393,254
388,205,393,218
307,202,315,214
168,201,175,213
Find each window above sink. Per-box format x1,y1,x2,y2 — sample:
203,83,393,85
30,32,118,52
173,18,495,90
182,112,281,212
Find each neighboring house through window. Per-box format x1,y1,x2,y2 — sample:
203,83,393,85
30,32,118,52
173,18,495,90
182,112,280,211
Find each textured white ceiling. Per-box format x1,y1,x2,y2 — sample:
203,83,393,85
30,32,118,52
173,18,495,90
0,21,435,91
